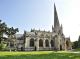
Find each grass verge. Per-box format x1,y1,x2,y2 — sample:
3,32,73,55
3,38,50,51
0,51,80,59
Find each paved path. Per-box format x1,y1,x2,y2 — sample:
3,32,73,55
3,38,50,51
68,50,80,53
70,51,80,53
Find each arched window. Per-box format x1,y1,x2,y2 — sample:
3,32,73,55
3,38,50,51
39,39,43,47
30,38,34,47
51,40,54,47
45,40,49,47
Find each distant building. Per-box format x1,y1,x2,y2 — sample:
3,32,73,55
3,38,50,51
15,4,72,51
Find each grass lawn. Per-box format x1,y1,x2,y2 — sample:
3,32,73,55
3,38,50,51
0,51,80,59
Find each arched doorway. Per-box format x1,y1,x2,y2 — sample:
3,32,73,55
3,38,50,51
45,40,49,47
60,45,62,50
21,47,24,51
39,39,43,47
30,38,34,47
51,40,54,47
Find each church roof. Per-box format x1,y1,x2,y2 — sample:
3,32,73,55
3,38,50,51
15,34,23,38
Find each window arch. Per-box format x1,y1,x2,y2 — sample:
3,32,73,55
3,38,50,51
30,38,34,47
51,40,54,47
45,40,49,47
39,39,43,47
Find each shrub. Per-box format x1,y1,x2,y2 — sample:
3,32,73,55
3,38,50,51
0,42,7,51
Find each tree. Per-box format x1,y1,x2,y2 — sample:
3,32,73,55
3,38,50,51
72,35,80,49
0,19,19,51
6,27,19,39
0,20,7,43
5,27,19,51
78,36,80,48
72,41,78,49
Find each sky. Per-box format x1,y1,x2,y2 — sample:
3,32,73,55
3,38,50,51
0,0,80,42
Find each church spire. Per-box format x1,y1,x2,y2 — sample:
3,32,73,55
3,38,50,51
54,3,60,28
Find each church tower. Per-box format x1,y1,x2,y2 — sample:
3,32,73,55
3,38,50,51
52,4,61,33
54,4,60,27
52,3,64,50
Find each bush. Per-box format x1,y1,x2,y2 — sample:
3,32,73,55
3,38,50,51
0,42,7,51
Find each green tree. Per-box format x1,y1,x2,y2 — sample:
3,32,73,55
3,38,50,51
5,27,19,51
0,20,7,43
72,41,78,49
78,36,80,48
0,20,19,51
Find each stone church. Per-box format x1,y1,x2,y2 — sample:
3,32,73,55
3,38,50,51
16,4,72,51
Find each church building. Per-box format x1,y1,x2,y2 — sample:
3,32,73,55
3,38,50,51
16,4,72,51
